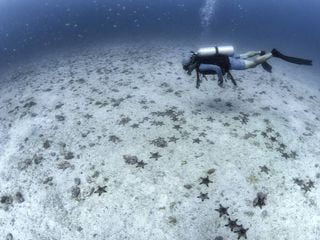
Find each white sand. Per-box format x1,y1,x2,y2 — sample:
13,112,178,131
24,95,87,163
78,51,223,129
0,40,320,240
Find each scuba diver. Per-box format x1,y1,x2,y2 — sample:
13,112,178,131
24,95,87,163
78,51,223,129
182,46,313,88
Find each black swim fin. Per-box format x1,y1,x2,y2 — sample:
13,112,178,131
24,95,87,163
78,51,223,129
261,61,272,73
271,49,312,66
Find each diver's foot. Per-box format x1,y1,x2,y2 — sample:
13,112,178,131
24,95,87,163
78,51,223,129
271,49,280,57
218,80,224,88
261,62,272,73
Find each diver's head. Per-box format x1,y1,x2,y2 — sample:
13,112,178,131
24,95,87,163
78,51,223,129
182,54,192,71
182,52,197,72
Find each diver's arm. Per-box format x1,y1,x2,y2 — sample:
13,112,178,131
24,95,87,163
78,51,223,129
187,62,198,75
210,65,224,83
198,64,224,82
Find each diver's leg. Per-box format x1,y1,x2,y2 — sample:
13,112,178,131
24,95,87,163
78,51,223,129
239,51,262,59
243,53,273,68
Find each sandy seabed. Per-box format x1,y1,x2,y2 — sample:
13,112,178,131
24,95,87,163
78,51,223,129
0,40,320,240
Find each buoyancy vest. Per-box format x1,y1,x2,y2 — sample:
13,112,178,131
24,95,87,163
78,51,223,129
196,54,231,74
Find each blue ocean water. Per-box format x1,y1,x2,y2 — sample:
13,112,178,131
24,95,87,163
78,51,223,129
0,0,319,70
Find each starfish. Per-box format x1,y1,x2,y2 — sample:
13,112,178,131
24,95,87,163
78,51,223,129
168,136,179,143
234,225,249,239
293,178,304,186
253,192,267,209
240,115,249,125
226,102,233,107
290,151,298,159
94,186,107,196
139,117,150,123
109,135,121,143
259,165,270,174
150,137,168,148
225,218,240,231
197,192,209,202
171,116,179,122
150,152,162,160
269,136,277,142
173,125,182,130
193,138,201,144
306,179,315,188
215,204,229,217
139,100,147,104
130,123,140,128
279,143,287,149
266,127,274,133
84,114,93,119
136,160,147,168
199,176,213,187
207,116,214,122
118,117,131,125
302,184,312,193
199,132,207,137
263,119,270,124
261,132,268,138
151,121,164,126
281,152,290,159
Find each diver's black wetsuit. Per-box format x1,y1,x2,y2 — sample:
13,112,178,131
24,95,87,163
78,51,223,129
196,54,231,74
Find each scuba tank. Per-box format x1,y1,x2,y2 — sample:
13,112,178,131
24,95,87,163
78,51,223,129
197,46,235,57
